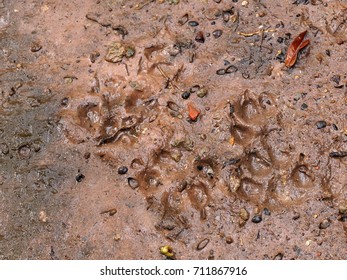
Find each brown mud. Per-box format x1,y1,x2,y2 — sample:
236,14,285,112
0,0,346,259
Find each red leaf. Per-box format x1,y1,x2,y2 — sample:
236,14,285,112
285,31,310,68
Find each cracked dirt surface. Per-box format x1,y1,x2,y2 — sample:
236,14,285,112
0,0,346,259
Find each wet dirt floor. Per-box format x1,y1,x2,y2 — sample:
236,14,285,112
0,0,347,260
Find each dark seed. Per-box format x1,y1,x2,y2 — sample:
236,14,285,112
252,215,262,223
196,238,210,251
293,212,300,220
188,21,199,27
127,177,139,189
263,208,271,215
216,68,226,75
213,0,221,3
61,97,69,106
212,29,223,38
195,31,205,43
319,219,330,229
332,124,338,130
329,151,347,158
232,0,238,2
225,65,238,74
167,101,179,111
325,49,331,56
300,103,308,110
118,166,128,174
76,173,85,182
181,91,191,99
316,121,326,129
197,165,203,171
31,42,42,52
222,11,230,22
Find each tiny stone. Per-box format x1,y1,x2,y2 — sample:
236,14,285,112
76,173,85,182
332,124,338,131
301,103,308,110
239,208,250,221
252,215,262,223
181,91,190,99
319,219,330,229
188,21,199,27
226,236,233,244
195,31,205,43
39,211,48,223
113,234,121,241
127,177,139,189
338,204,347,214
277,37,284,43
316,121,327,129
293,212,300,220
196,87,208,98
263,208,271,215
118,166,128,174
61,97,69,106
212,29,223,38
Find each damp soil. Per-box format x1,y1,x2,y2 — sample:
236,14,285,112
0,0,347,260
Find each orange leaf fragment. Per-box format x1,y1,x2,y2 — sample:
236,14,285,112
188,103,200,121
285,30,310,68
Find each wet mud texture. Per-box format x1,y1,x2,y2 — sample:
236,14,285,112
1,0,347,259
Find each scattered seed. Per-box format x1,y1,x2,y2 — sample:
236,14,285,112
39,211,48,223
329,151,347,158
213,0,221,3
76,172,85,182
252,215,262,223
225,65,238,73
181,91,191,99
316,121,326,129
128,177,139,189
167,101,180,111
31,42,42,52
319,219,330,229
332,124,338,131
197,165,203,171
117,166,128,174
293,212,300,220
216,68,226,75
188,21,199,27
195,31,205,43
196,238,210,251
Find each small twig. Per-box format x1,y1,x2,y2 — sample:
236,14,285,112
134,0,155,10
156,65,180,90
238,29,276,37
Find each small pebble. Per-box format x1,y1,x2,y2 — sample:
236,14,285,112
76,173,85,182
263,208,271,215
196,87,208,98
319,219,330,229
195,31,205,43
301,103,308,110
127,177,139,189
226,236,233,244
61,97,69,106
39,211,48,223
118,166,128,174
316,121,327,129
212,29,223,38
181,91,190,99
188,21,199,27
252,215,262,223
277,37,284,43
239,208,250,221
293,212,300,220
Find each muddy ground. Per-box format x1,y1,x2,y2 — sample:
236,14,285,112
0,0,346,260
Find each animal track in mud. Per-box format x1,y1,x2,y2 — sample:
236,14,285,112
60,83,335,239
